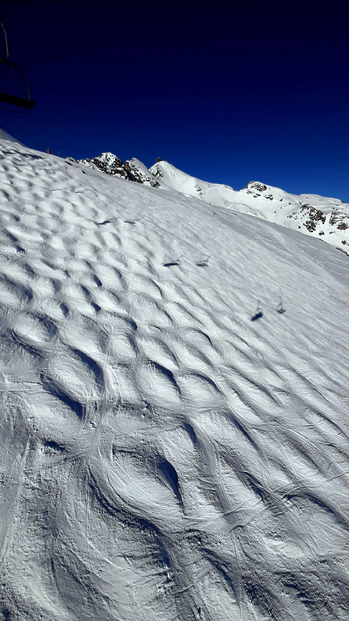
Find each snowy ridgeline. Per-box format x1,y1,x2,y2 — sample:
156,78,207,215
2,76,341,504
74,152,349,255
0,135,349,620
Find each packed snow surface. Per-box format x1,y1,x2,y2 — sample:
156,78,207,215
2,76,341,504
1,136,349,620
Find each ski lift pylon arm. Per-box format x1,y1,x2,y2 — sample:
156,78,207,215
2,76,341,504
0,19,35,111
0,89,35,109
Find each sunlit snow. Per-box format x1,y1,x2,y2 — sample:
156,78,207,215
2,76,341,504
0,134,349,620
149,161,349,254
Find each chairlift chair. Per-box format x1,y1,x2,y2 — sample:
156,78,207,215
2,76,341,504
0,19,35,111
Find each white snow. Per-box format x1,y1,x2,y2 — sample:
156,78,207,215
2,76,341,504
0,135,349,620
150,159,238,206
150,162,349,254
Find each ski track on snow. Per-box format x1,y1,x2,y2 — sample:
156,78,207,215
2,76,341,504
0,142,349,620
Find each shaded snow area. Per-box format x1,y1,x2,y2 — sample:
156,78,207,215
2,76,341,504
1,137,349,621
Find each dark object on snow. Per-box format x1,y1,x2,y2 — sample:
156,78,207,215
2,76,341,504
277,298,286,314
0,20,35,111
196,256,209,267
251,299,263,321
251,311,263,321
97,220,112,226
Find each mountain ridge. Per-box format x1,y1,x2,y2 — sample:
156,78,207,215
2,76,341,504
74,152,349,255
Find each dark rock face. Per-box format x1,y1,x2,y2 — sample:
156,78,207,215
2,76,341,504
245,181,273,199
124,159,160,187
329,210,348,228
298,205,326,232
74,153,160,187
92,154,129,178
80,153,134,180
247,182,268,193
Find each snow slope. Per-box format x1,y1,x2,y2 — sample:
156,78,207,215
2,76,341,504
1,136,349,620
150,159,237,206
76,155,349,254
150,161,349,254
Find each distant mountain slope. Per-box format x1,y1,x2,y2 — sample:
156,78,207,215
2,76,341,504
1,136,349,620
150,161,349,253
75,153,349,254
150,159,237,206
0,128,25,145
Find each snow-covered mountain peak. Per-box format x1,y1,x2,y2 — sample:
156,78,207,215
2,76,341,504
124,157,160,187
67,150,349,255
238,180,349,250
242,180,281,200
77,152,132,179
74,153,160,187
150,159,236,206
97,151,120,162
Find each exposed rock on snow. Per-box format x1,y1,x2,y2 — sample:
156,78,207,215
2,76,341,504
291,204,326,233
245,181,273,199
1,137,349,620
70,151,349,254
151,164,349,255
125,157,160,187
76,151,133,180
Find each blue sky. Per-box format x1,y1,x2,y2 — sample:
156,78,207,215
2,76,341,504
1,0,349,200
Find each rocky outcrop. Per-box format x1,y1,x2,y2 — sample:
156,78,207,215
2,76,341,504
124,158,160,187
298,204,326,232
245,181,274,200
76,152,133,180
72,153,160,187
